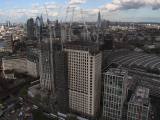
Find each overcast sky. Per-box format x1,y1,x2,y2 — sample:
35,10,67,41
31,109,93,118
0,0,160,23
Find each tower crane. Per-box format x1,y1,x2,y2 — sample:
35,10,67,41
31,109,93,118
44,4,50,24
42,4,58,113
80,9,91,41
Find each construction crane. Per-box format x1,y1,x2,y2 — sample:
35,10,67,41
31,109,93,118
44,4,50,24
96,10,101,45
80,9,91,41
44,3,56,94
43,4,59,113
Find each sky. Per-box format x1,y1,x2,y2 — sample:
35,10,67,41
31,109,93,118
0,0,160,23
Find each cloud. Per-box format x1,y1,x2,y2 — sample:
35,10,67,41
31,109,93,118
44,2,60,9
0,10,4,16
69,0,86,6
104,0,160,11
0,1,62,22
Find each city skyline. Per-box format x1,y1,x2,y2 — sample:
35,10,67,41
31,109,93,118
0,0,160,23
1,2,160,119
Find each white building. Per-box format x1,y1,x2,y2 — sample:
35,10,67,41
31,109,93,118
103,68,128,120
2,56,39,78
64,42,102,118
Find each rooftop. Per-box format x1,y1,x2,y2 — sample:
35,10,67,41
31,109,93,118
130,86,150,107
64,41,100,54
105,68,128,77
110,50,160,72
2,54,26,60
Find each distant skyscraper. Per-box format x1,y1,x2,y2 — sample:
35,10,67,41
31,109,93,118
27,18,35,40
61,24,72,43
6,21,11,27
103,68,128,120
96,11,102,45
54,20,61,38
127,86,150,120
64,41,102,118
35,16,43,39
97,11,101,29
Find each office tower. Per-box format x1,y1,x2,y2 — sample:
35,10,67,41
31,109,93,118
54,20,61,38
96,11,102,45
64,41,102,118
6,21,11,27
61,24,72,42
127,86,150,120
103,68,128,120
35,16,43,39
36,15,69,112
36,16,54,92
27,18,35,40
97,11,101,29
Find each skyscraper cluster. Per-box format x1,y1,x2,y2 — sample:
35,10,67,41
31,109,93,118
34,13,151,120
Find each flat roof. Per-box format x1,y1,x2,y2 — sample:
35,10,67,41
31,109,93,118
105,68,128,77
64,41,100,54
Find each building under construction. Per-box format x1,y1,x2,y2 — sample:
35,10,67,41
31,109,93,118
37,10,105,117
36,16,69,114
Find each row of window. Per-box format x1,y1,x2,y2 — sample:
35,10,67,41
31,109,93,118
104,87,123,96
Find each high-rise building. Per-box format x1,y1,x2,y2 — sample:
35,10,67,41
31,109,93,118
61,24,72,42
97,11,101,29
54,20,61,38
36,16,54,92
127,86,150,120
103,68,128,120
27,18,35,40
64,41,102,118
37,15,69,113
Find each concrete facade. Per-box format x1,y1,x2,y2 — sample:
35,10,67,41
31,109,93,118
2,56,39,78
65,42,102,118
